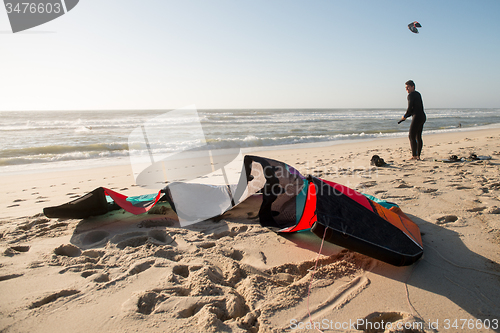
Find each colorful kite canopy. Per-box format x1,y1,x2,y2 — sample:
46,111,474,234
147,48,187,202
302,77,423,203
242,156,423,266
408,21,422,33
44,155,423,266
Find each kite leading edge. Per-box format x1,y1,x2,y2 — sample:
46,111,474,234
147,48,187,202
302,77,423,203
408,21,422,33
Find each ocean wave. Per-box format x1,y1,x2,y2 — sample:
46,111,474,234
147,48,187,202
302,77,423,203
202,132,407,150
0,143,129,159
0,149,130,166
2,109,500,169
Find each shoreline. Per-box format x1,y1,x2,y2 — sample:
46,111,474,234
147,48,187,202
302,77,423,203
2,122,500,177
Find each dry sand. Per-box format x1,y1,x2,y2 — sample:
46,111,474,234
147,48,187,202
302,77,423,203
1,128,500,332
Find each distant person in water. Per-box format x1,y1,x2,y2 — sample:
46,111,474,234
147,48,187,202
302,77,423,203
400,80,426,160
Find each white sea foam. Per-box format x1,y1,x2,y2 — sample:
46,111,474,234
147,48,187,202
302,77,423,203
1,108,499,173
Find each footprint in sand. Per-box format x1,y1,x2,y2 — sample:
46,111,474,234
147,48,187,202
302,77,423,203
35,196,49,203
221,248,244,261
487,206,500,214
0,273,24,281
103,230,174,249
436,215,459,224
128,259,155,276
28,289,80,309
467,206,486,212
54,244,82,257
3,245,30,256
455,185,474,190
91,273,109,283
360,181,377,188
172,264,190,278
415,187,438,194
197,241,216,249
80,230,110,246
81,270,109,283
123,262,250,321
209,226,249,240
153,248,183,262
11,245,30,252
393,182,413,189
28,261,44,269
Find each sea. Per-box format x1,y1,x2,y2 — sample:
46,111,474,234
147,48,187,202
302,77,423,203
1,108,499,175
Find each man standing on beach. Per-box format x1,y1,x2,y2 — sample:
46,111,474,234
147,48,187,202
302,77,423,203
400,80,426,160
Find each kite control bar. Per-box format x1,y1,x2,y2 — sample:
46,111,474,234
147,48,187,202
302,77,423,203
398,119,405,124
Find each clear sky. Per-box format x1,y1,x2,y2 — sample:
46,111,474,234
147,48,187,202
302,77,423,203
1,0,499,111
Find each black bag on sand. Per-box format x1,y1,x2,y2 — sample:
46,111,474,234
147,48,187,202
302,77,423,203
370,155,387,167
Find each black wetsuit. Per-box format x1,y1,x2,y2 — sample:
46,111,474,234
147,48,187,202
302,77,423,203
404,91,426,157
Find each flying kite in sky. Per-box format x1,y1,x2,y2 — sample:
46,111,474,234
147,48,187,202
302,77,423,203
408,21,422,33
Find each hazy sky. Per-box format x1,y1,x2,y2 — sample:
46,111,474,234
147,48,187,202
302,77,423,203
1,0,499,111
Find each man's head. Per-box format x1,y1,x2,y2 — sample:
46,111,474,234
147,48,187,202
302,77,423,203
405,80,415,93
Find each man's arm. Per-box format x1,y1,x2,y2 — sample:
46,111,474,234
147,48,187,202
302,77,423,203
403,93,414,119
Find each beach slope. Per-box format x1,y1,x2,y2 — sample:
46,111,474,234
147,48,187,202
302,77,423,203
1,128,500,332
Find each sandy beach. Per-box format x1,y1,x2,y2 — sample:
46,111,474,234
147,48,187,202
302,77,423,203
1,127,500,333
